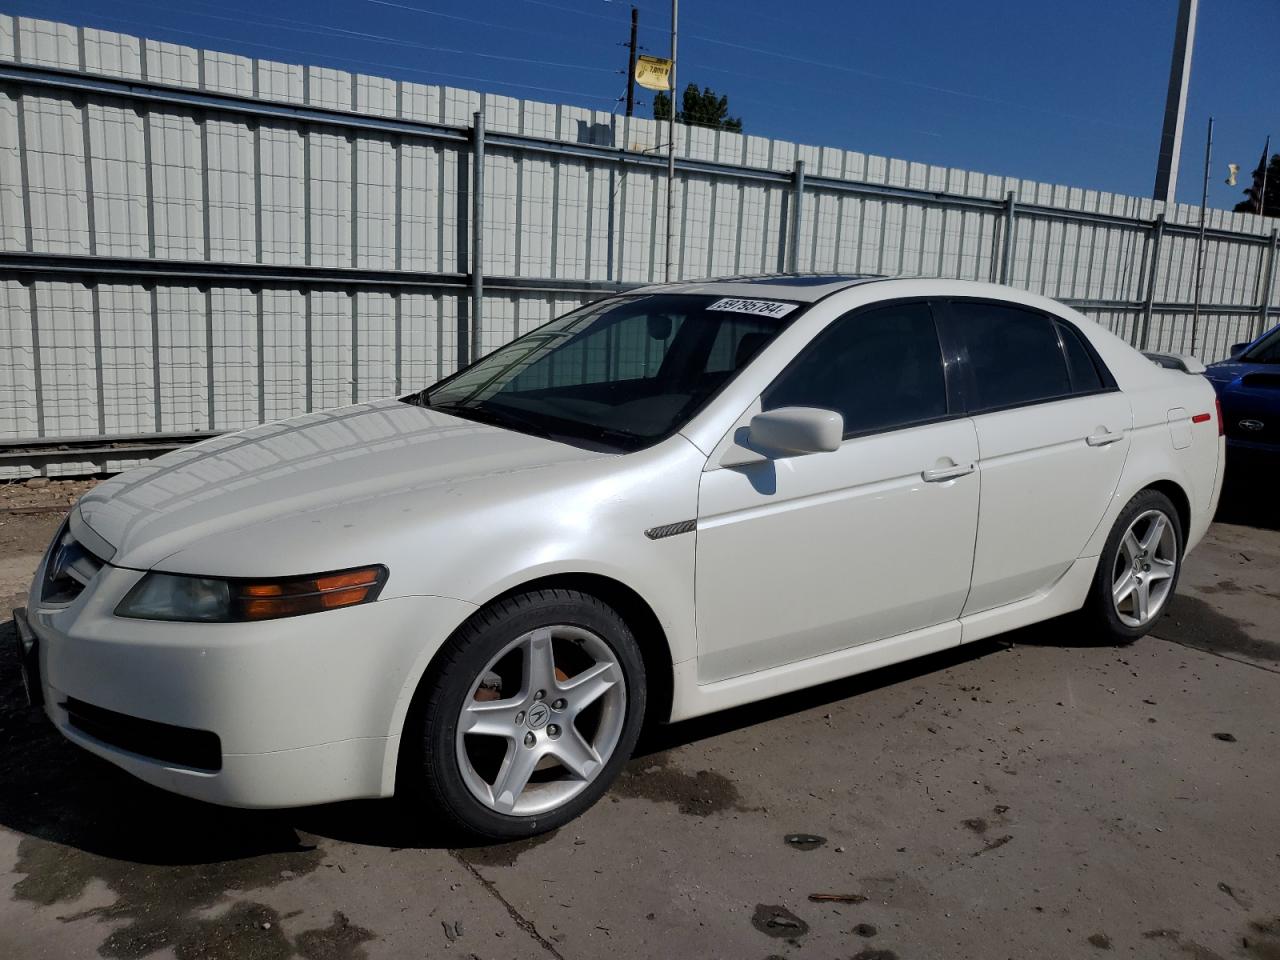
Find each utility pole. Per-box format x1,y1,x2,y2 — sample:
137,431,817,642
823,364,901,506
1258,135,1271,216
625,6,638,118
1153,0,1198,206
1191,116,1213,354
664,0,678,283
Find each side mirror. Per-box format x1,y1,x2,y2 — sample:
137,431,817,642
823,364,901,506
1230,342,1250,357
747,407,843,457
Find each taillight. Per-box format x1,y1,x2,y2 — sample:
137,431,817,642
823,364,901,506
1215,396,1224,436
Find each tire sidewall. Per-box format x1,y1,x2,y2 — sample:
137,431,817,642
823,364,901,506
412,591,646,840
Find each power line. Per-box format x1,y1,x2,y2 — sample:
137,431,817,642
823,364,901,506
40,7,624,103
89,0,619,75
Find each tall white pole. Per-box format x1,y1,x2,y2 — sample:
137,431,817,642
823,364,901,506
1153,0,1198,206
1191,115,1213,354
664,0,678,283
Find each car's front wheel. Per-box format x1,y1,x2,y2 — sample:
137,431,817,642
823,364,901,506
404,588,646,840
1081,489,1183,643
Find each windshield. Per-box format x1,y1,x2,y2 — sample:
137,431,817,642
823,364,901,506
1241,326,1280,363
407,293,804,451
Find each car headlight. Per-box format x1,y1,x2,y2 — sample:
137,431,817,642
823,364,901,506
115,566,388,622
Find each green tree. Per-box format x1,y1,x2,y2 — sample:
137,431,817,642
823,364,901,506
1233,151,1279,217
653,83,743,133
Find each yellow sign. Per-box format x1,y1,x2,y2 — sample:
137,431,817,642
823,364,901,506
635,55,672,92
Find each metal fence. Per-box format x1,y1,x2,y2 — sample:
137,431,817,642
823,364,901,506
1,15,1278,476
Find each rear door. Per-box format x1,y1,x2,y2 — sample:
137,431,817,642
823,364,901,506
936,299,1132,615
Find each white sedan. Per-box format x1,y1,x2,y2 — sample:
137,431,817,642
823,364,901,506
16,276,1223,839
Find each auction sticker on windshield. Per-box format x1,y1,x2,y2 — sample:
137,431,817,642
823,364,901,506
706,298,799,319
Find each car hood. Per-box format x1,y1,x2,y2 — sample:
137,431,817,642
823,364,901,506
77,399,609,572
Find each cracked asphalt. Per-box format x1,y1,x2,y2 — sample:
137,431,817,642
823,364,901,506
2,484,1278,960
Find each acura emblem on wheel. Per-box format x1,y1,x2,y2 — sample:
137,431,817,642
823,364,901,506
525,702,550,730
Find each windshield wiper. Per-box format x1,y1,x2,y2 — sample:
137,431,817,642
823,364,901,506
427,401,554,440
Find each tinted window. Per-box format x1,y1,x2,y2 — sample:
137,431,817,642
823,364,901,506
949,302,1070,410
763,302,948,436
1057,321,1105,393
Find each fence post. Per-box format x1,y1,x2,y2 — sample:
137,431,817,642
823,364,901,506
999,190,1017,284
1258,228,1279,342
1139,214,1165,350
470,110,485,366
788,160,805,273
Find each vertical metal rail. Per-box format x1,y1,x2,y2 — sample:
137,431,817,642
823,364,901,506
999,190,1017,284
470,110,485,364
1139,214,1165,350
664,0,678,283
1259,228,1279,341
788,159,805,273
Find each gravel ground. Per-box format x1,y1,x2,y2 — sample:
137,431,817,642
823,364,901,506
1,481,1277,960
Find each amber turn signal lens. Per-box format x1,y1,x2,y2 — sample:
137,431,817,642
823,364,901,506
236,566,385,621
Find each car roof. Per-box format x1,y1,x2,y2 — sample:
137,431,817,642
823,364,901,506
627,274,885,303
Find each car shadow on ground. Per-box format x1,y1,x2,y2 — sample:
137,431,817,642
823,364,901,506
1215,470,1280,531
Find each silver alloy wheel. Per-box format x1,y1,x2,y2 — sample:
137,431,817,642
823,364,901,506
455,625,626,817
1111,508,1178,628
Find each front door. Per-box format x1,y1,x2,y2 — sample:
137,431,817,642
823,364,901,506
694,301,981,683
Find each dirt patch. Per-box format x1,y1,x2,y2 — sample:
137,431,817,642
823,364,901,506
295,911,376,960
612,752,745,816
456,829,559,868
751,904,809,939
783,833,827,851
1087,932,1113,949
1156,595,1280,663
0,478,100,513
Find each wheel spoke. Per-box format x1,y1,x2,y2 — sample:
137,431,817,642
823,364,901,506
490,740,544,813
460,698,523,739
524,628,559,695
559,660,618,715
1147,557,1175,582
1135,579,1151,622
1121,530,1142,564
1140,514,1167,554
1113,570,1136,605
550,727,603,781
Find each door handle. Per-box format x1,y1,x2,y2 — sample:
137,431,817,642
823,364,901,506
1086,430,1124,447
922,462,975,483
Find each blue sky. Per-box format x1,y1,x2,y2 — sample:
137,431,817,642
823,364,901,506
12,0,1279,211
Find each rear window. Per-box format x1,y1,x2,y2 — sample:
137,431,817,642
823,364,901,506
949,301,1071,411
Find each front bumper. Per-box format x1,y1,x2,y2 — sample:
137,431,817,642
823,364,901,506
23,563,476,808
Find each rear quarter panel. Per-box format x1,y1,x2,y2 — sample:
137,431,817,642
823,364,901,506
1079,323,1223,556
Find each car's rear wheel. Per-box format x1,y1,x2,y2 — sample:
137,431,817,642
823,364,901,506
404,589,646,840
1081,489,1183,643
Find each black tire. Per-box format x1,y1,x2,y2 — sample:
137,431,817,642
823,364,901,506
401,588,646,840
1080,488,1184,644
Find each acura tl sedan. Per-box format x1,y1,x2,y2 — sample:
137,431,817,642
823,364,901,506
15,276,1224,839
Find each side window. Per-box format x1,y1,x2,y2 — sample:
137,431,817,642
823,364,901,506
763,302,948,437
1056,320,1105,393
948,301,1070,410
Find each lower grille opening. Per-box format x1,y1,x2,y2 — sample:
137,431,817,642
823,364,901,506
63,697,222,772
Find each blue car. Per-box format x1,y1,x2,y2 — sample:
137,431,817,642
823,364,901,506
1204,323,1280,475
